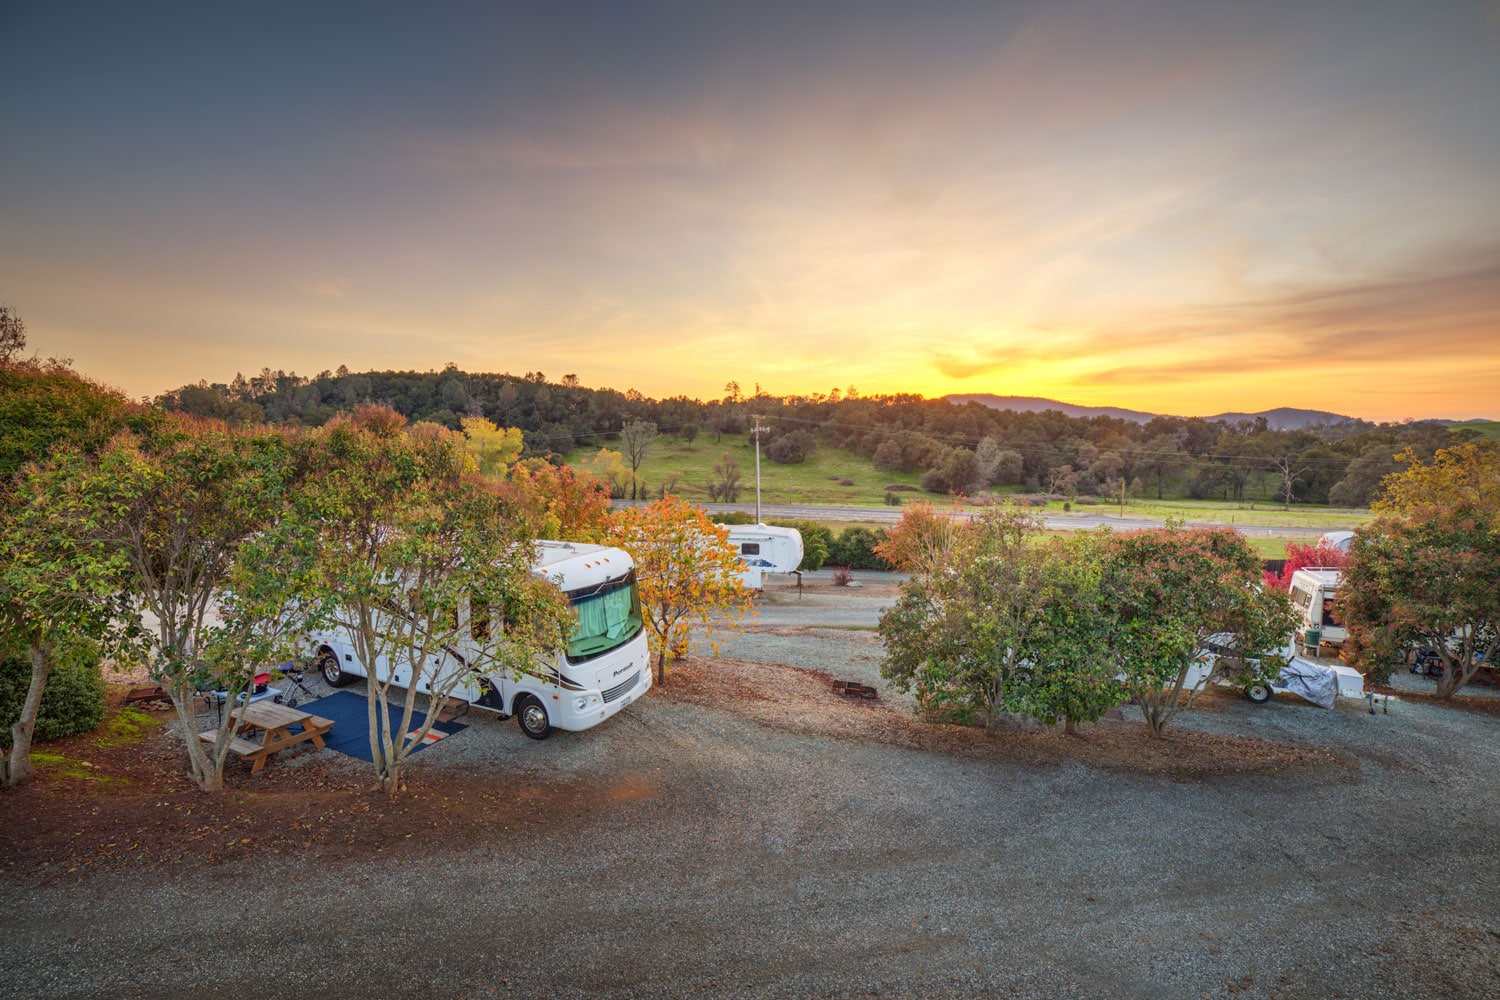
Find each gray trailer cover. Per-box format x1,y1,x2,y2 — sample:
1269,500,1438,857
1279,657,1339,709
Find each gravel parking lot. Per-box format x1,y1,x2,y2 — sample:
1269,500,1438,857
4,580,1498,999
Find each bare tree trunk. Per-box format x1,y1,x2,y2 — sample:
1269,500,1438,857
4,641,54,787
655,649,668,685
1064,716,1079,736
1435,662,1469,699
171,686,224,792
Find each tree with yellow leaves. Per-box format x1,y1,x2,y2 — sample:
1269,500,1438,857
605,494,753,684
585,447,630,498
460,417,524,477
1373,440,1499,516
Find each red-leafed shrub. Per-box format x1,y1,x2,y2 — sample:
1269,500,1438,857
1263,542,1347,589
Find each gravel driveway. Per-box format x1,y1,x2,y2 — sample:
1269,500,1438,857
4,584,1498,999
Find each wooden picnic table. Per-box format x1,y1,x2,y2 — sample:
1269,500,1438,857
198,701,334,774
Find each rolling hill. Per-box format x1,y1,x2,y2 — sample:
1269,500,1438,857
947,394,1362,429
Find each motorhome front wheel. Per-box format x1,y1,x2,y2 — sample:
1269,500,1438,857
516,696,553,741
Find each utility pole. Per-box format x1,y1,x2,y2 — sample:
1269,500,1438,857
751,418,768,524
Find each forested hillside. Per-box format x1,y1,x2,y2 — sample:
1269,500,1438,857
160,367,1474,506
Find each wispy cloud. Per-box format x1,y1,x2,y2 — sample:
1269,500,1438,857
1076,244,1500,386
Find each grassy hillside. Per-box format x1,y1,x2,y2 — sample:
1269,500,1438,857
567,434,923,506
1454,421,1500,442
566,433,1373,529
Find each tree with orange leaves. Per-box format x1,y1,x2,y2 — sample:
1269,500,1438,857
499,460,613,542
875,499,963,574
605,494,753,684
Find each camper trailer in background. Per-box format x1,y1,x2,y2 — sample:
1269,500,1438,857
1317,530,1355,554
1289,567,1346,648
726,524,804,589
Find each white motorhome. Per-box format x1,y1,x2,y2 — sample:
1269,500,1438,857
310,541,650,740
1288,567,1345,647
725,523,804,588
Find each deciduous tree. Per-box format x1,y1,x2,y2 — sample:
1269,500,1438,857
1263,540,1348,590
67,420,301,791
707,451,743,502
296,409,570,793
874,500,961,574
1340,505,1499,698
881,509,1118,733
605,495,752,684
0,363,142,784
0,304,27,363
586,447,629,498
619,419,658,500
1094,526,1295,737
1,360,150,480
460,417,524,477
1136,435,1188,499
499,459,613,542
1373,441,1500,516
0,453,128,785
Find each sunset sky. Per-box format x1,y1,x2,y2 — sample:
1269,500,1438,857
3,1,1498,421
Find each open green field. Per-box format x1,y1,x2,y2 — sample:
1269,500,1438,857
1037,497,1373,530
1455,420,1500,442
566,434,1373,531
568,435,925,506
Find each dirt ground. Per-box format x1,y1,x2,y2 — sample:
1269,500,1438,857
3,668,1346,883
3,628,1499,999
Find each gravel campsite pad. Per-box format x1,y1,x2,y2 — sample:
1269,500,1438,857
4,583,1500,999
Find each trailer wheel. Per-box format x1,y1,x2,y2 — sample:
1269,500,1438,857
318,649,354,688
516,696,553,741
1245,682,1272,704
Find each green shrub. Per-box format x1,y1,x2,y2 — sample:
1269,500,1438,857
765,429,815,464
884,491,902,506
828,526,892,570
0,645,107,748
710,510,756,525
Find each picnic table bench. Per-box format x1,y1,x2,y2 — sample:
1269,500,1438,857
198,701,334,774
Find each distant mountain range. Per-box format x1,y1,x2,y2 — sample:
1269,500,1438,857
946,395,1384,429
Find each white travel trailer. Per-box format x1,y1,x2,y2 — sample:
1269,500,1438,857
725,523,804,588
1317,530,1355,554
1288,567,1346,647
310,541,650,740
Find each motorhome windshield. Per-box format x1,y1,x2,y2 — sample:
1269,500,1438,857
565,571,643,664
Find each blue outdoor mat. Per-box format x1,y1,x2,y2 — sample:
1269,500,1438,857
296,691,468,763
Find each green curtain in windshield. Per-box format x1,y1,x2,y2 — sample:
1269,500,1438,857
569,583,639,660
575,593,608,639
604,585,632,638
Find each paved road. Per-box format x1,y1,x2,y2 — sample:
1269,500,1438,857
616,500,1330,538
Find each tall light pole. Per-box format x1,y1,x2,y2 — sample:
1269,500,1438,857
751,418,767,524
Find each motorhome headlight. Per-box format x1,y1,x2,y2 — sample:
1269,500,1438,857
574,694,602,712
